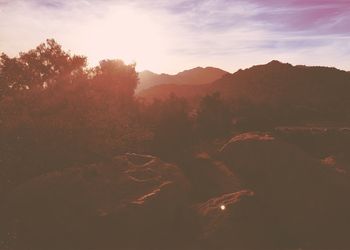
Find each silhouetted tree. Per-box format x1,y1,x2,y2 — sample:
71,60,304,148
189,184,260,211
147,94,193,159
91,59,138,104
0,39,86,95
196,92,232,138
0,40,147,195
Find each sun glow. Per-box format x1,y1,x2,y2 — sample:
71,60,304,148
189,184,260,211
73,5,171,71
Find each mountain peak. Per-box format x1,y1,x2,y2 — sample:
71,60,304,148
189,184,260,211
266,60,293,67
140,70,157,75
267,60,283,65
137,66,228,92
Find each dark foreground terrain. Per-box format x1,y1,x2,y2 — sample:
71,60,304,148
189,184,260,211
1,40,350,250
2,129,350,250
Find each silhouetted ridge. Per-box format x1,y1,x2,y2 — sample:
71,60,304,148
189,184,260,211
230,60,292,77
139,61,350,123
137,66,228,92
210,61,350,124
267,60,288,66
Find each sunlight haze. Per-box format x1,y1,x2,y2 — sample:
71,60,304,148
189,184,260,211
0,0,349,73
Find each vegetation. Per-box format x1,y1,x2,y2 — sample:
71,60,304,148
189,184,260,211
0,40,142,194
2,40,350,250
0,40,233,194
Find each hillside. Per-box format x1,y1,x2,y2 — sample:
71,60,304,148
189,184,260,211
210,60,350,103
137,83,208,102
210,60,350,122
139,60,350,123
137,66,228,92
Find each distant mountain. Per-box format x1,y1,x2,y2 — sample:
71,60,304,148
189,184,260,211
137,66,228,92
209,61,350,119
138,60,350,122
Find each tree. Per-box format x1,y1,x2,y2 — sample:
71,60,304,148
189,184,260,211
0,41,144,185
0,39,86,95
197,92,232,138
147,94,194,159
91,59,138,103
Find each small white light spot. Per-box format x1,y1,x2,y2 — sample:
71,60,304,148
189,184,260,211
220,205,226,211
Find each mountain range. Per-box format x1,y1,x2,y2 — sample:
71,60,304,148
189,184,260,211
138,60,350,122
137,66,228,92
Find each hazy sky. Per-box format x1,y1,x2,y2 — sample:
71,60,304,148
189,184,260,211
0,0,349,73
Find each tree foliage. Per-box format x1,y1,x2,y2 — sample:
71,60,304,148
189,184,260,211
0,39,86,95
197,92,232,138
0,40,144,194
143,94,194,159
92,59,138,99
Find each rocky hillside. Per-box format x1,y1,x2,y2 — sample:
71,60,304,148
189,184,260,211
2,133,350,250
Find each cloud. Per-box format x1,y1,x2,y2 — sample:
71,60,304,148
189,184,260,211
248,0,350,34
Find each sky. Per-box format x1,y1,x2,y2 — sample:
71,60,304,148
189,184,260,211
0,0,349,74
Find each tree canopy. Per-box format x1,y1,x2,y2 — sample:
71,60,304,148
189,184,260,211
0,39,86,95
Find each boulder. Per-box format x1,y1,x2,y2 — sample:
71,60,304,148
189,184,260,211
219,132,350,248
183,152,241,202
1,153,195,250
195,190,279,249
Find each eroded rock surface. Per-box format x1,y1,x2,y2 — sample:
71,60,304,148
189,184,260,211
3,137,350,250
194,189,285,249
2,153,194,250
184,152,241,201
219,132,350,248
